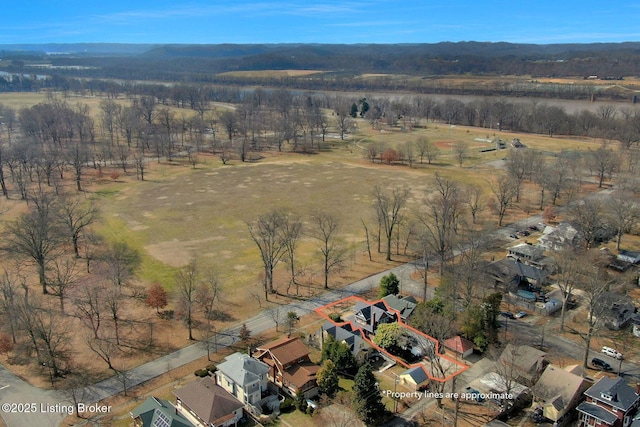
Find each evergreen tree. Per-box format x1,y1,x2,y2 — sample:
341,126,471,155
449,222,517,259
321,335,358,375
352,363,387,426
379,272,400,298
317,359,339,397
350,102,359,118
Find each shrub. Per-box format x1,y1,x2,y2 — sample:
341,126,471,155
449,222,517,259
194,369,209,377
206,364,217,373
329,312,342,322
280,397,295,413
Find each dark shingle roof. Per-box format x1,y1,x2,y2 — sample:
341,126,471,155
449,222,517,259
576,401,619,425
130,397,194,427
584,377,640,412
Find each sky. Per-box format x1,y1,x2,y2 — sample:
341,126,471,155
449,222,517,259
2,1,640,45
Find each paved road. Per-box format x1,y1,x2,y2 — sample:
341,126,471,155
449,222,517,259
0,364,66,427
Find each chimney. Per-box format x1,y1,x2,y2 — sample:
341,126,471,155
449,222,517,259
371,311,376,330
636,384,640,396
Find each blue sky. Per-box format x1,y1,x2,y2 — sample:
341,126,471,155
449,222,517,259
2,1,640,45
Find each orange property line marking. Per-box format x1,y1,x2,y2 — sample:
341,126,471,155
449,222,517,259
316,295,468,383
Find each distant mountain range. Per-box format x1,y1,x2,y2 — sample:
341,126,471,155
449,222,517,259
2,41,640,58
2,42,640,81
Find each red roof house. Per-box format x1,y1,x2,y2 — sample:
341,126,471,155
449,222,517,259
443,336,474,359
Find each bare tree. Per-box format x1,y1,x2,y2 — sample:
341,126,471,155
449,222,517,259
282,213,303,293
247,210,289,299
453,142,467,167
489,174,517,227
551,249,581,332
464,184,484,224
57,195,97,258
419,175,463,274
569,198,605,250
4,190,63,294
569,253,614,370
197,267,222,320
372,185,410,261
100,241,141,289
0,268,22,344
607,189,640,250
104,284,124,345
31,299,71,379
73,280,104,339
587,144,619,188
335,103,354,140
415,136,434,164
176,258,199,340
266,305,283,332
311,212,348,289
46,256,79,313
86,333,119,371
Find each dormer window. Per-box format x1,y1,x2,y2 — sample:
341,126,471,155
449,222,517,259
601,392,615,401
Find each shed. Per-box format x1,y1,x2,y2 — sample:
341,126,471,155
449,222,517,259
399,366,429,391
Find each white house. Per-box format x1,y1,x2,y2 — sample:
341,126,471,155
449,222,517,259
215,352,270,406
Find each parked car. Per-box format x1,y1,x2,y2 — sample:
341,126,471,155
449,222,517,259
509,234,518,239
602,346,623,360
592,357,612,371
500,311,515,319
465,387,484,402
528,224,540,231
515,311,527,319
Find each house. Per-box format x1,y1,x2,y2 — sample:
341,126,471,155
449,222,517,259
499,344,547,385
472,372,532,407
538,223,582,252
443,335,474,359
534,364,593,426
173,377,244,427
593,292,636,331
399,365,429,391
506,243,547,270
253,336,319,399
351,300,397,336
215,352,270,406
483,258,550,290
131,396,195,427
321,321,372,363
576,377,640,427
381,294,418,321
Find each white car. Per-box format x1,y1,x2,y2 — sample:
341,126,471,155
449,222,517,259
601,346,623,360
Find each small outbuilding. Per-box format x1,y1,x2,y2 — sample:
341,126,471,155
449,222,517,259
443,335,474,359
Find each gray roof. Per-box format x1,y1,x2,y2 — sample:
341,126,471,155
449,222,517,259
322,322,370,356
576,401,619,425
401,366,428,384
507,243,544,260
486,259,550,284
382,294,417,319
584,377,640,412
217,352,269,387
353,300,395,333
131,397,194,427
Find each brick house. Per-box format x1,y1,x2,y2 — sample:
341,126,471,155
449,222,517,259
253,336,319,399
576,377,640,427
